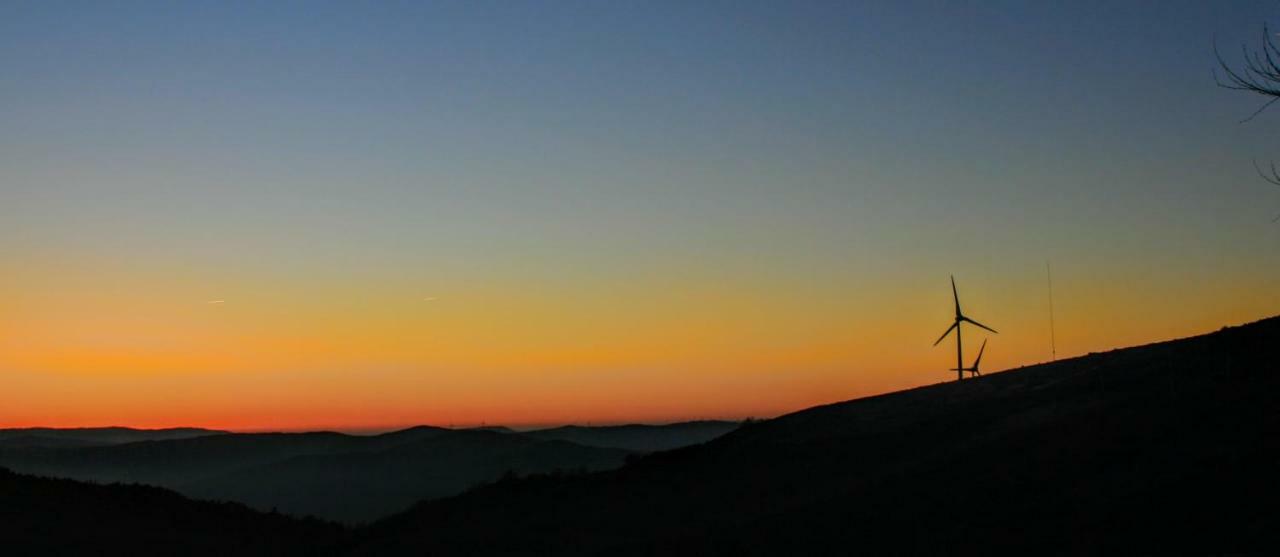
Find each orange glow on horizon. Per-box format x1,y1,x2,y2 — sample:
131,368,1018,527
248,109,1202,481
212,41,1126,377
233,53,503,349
4,253,1278,431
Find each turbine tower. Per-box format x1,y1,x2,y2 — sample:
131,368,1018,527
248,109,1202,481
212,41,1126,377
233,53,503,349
933,276,998,381
951,339,987,378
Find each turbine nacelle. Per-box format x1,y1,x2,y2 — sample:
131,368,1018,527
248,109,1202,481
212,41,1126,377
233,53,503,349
932,276,998,381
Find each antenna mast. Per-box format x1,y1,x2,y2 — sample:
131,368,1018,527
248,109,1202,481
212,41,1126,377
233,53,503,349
1047,261,1057,361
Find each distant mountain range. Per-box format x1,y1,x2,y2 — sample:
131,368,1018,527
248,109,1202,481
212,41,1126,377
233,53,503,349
523,421,738,452
3,316,1277,554
0,421,739,523
0,427,225,449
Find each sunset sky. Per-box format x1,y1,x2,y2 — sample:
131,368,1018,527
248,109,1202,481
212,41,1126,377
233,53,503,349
3,1,1280,431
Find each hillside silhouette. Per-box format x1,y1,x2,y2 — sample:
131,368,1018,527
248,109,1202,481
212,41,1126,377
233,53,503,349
522,421,739,452
352,316,1280,555
179,430,630,522
0,422,732,523
3,317,1277,554
0,467,344,557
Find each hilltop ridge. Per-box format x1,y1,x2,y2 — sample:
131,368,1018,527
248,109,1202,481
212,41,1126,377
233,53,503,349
0,427,225,449
354,315,1280,555
2,316,1277,554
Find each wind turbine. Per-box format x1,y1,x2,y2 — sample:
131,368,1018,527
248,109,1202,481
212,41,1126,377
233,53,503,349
933,276,998,381
951,339,987,378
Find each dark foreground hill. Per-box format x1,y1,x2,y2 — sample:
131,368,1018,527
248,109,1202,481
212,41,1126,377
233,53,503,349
0,468,343,557
4,316,1277,555
353,316,1280,555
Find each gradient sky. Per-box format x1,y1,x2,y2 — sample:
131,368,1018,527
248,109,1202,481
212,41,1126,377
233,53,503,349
3,1,1280,431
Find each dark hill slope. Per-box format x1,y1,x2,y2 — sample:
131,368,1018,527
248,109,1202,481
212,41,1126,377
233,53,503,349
355,316,1280,555
0,435,107,450
0,431,360,485
0,427,464,488
0,426,629,523
0,468,343,557
523,421,740,452
182,430,629,523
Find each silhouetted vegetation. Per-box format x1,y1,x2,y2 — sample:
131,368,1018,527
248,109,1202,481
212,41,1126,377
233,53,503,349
1217,22,1280,184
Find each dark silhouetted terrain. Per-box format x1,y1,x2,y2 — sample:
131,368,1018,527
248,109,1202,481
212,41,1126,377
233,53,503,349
0,422,730,522
4,317,1278,555
0,427,224,449
0,468,343,557
179,430,630,522
522,421,740,452
353,316,1280,555
0,426,631,522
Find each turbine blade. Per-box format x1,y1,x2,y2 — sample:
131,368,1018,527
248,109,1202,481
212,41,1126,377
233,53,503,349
963,316,998,334
973,339,987,368
933,322,958,346
951,275,961,317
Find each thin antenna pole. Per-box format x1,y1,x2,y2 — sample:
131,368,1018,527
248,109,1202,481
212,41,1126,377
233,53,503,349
1047,261,1057,362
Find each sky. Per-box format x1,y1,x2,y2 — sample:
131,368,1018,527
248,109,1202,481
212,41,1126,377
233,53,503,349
3,1,1280,431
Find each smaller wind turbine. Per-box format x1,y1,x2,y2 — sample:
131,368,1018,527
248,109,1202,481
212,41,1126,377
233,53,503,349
933,275,998,381
951,339,987,378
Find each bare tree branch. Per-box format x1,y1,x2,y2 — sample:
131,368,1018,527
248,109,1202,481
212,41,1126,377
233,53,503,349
1217,24,1280,201
1216,26,1280,122
1254,159,1280,186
